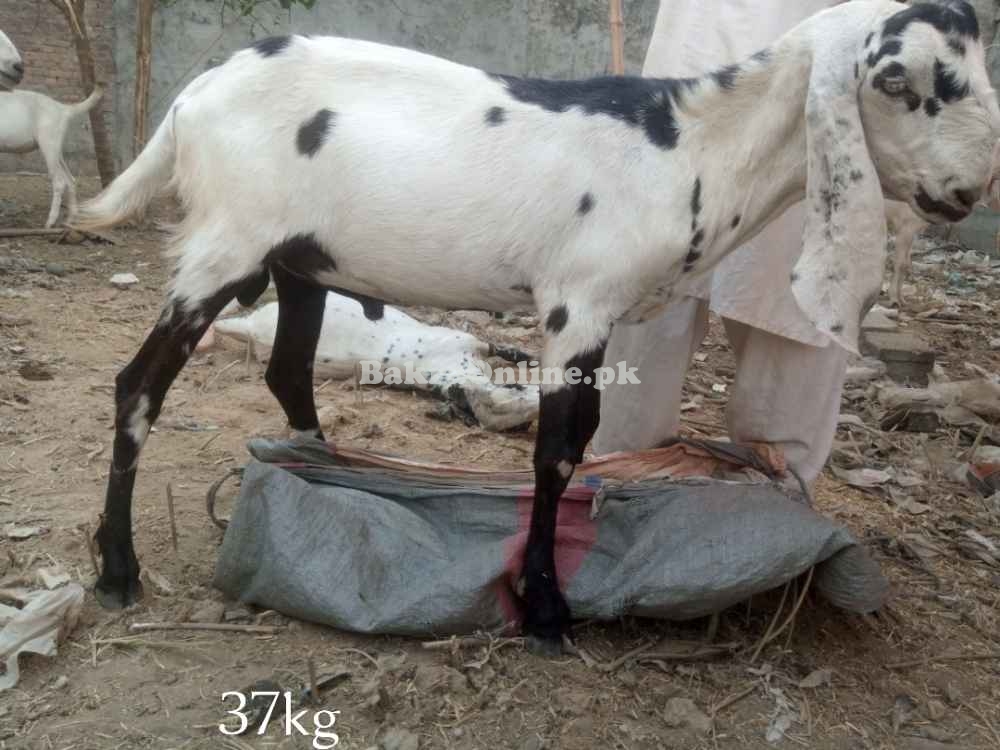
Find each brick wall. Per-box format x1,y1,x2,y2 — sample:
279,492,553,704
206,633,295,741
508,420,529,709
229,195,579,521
0,0,115,175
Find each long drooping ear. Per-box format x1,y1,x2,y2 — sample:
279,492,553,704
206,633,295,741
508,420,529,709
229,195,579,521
790,16,887,355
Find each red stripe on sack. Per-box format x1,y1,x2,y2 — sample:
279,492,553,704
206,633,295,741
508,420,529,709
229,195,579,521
497,484,599,628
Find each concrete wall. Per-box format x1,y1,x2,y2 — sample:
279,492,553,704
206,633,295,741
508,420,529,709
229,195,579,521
0,0,115,175
110,0,657,170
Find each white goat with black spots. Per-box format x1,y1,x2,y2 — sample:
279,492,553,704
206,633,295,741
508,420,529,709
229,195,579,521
73,1,1000,653
0,29,23,91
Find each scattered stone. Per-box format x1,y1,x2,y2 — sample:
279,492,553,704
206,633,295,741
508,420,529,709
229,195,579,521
189,601,225,624
4,524,46,540
44,263,67,277
8,345,25,354
51,675,68,690
380,727,419,750
18,361,54,381
140,569,175,596
892,694,918,734
912,725,956,743
519,735,546,750
663,697,713,735
943,682,963,707
110,272,139,289
37,566,71,589
990,337,1000,350
860,331,935,386
224,605,252,622
553,687,590,717
900,739,962,750
798,668,833,689
413,665,467,694
862,307,899,332
360,423,384,439
0,313,31,327
845,357,888,384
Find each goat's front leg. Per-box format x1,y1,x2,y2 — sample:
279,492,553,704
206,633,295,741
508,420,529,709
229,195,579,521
265,264,328,440
96,284,243,608
521,316,608,655
889,226,914,307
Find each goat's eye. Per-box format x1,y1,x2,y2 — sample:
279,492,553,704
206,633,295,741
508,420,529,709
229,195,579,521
882,76,908,95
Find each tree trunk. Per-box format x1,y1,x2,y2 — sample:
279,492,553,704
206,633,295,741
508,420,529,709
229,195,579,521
49,0,116,186
608,0,625,75
133,0,155,158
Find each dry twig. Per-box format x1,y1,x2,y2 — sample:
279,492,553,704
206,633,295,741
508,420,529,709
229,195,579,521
129,621,283,635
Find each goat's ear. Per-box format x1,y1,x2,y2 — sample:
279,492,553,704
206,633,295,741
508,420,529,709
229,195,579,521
790,27,887,355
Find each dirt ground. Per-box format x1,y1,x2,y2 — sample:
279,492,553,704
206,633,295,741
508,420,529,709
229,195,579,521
1,174,998,750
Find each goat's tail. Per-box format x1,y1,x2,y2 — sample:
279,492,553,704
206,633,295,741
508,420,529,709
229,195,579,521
68,84,104,120
71,108,175,231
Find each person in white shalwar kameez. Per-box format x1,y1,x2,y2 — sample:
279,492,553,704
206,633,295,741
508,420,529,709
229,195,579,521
593,0,848,485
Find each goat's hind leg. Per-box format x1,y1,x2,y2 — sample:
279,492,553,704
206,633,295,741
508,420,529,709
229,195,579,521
521,315,608,654
266,264,328,440
95,282,245,608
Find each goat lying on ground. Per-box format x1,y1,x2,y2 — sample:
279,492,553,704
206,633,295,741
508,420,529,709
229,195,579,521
73,0,1000,653
214,293,540,431
0,30,23,91
0,86,103,227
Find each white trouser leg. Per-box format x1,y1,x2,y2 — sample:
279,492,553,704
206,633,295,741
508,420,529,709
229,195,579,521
722,318,847,486
593,298,709,455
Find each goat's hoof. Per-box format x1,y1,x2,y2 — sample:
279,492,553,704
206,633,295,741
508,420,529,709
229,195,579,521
525,634,564,657
94,566,143,609
519,574,571,656
94,576,143,609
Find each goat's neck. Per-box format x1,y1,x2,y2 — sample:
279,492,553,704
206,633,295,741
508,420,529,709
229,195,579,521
664,45,812,262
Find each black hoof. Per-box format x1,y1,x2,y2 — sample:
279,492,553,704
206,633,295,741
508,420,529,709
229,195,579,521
94,575,143,609
525,634,564,657
94,524,142,609
519,574,571,656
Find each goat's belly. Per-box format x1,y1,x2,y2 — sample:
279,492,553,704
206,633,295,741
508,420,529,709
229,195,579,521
0,137,36,153
311,267,535,313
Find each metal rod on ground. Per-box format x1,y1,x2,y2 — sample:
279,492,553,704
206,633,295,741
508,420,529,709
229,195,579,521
165,483,178,553
609,0,625,75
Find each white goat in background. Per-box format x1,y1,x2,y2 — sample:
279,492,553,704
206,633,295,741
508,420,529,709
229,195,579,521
887,145,1000,306
73,1,1000,653
0,85,103,227
0,30,23,90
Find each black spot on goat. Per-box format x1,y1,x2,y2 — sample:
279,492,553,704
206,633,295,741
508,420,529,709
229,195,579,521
491,74,695,150
546,305,569,333
485,106,506,125
712,64,740,89
933,58,969,102
867,38,902,68
297,109,335,158
264,232,337,278
252,36,293,58
578,192,594,215
882,2,979,41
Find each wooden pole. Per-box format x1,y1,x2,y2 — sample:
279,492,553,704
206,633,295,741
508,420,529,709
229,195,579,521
48,0,116,186
134,0,155,158
609,0,625,75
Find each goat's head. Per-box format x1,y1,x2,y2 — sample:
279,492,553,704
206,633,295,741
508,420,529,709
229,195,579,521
789,0,999,354
0,30,23,91
860,1,999,223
